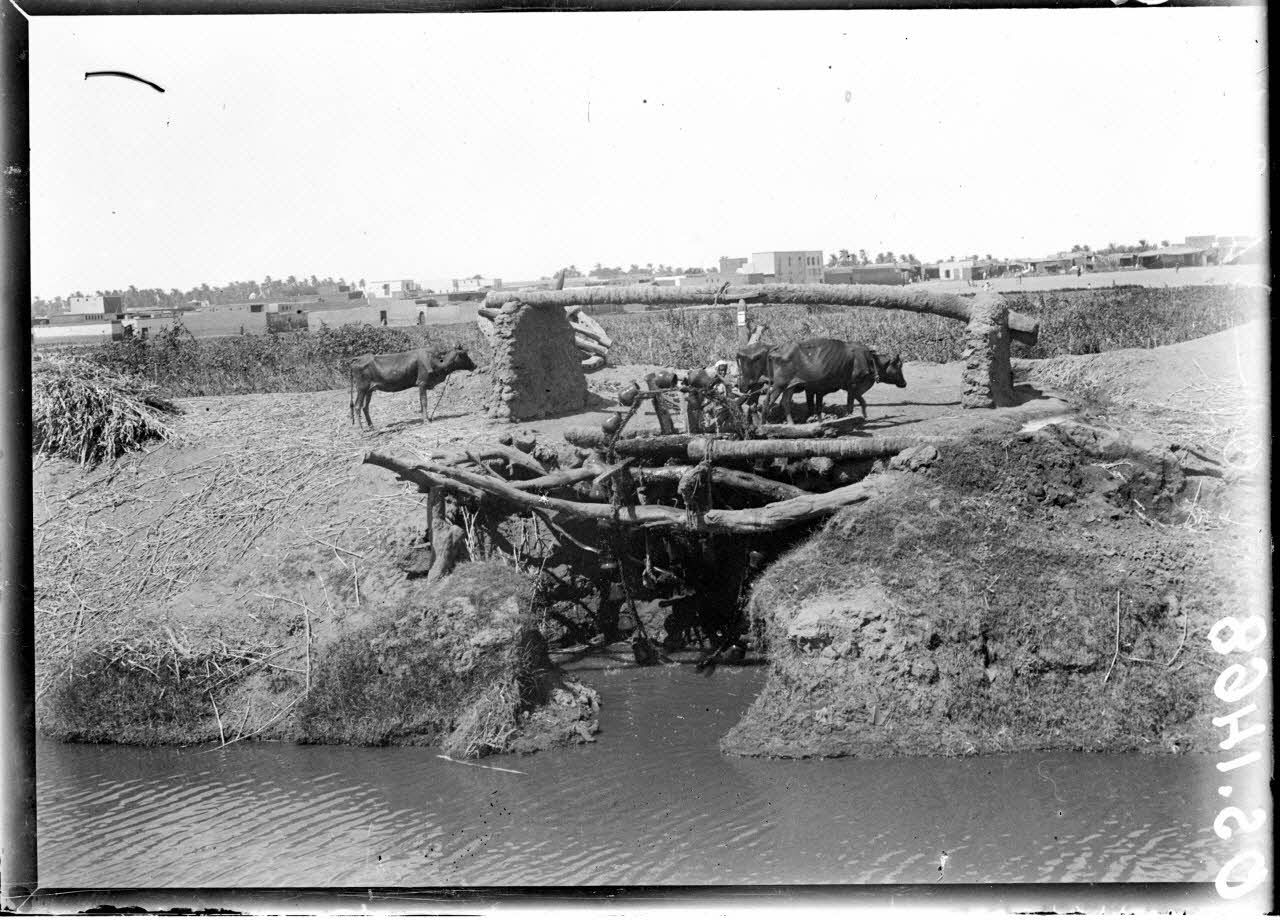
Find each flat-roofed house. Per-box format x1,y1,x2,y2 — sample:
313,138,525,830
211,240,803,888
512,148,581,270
825,262,919,285
1137,246,1209,269
747,251,824,284
365,279,420,299
67,294,124,317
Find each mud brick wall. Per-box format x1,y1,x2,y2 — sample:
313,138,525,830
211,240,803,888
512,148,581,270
488,301,589,421
961,293,1017,409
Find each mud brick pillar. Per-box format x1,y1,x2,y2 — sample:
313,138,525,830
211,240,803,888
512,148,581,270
488,301,589,421
961,292,1017,409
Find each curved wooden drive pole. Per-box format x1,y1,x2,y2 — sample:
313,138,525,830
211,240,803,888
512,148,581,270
485,282,1039,346
363,451,876,534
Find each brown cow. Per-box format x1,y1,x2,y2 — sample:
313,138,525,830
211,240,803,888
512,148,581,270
349,344,477,428
763,338,906,423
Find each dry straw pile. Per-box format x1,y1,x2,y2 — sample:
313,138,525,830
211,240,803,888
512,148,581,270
33,356,183,466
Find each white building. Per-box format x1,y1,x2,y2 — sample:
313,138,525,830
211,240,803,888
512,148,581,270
364,279,419,299
67,294,124,316
747,251,824,284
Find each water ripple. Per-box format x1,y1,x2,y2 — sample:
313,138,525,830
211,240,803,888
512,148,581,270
38,670,1236,887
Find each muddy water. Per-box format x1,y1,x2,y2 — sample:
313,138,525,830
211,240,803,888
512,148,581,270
38,665,1232,887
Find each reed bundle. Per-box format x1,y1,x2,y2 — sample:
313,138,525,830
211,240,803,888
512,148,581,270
32,356,183,466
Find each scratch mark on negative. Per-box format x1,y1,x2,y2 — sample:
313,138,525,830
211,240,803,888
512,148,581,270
85,71,165,93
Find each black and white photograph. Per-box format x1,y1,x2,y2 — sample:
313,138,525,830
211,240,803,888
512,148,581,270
1,2,1271,914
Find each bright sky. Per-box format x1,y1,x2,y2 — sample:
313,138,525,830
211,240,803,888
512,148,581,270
29,8,1267,298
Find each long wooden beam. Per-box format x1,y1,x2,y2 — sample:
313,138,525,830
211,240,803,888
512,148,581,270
485,283,1039,345
685,435,951,461
563,428,732,457
635,466,809,502
563,427,947,461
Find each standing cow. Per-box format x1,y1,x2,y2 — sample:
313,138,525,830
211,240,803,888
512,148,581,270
349,344,477,428
763,338,906,423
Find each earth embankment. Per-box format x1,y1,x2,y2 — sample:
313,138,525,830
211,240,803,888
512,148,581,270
721,322,1267,757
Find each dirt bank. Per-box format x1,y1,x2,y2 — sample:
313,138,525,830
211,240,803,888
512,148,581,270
722,324,1267,758
33,322,1265,757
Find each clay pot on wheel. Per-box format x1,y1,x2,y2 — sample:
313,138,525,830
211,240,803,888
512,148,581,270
602,413,625,435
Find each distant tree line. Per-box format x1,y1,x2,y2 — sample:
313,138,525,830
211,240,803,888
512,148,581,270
826,250,922,267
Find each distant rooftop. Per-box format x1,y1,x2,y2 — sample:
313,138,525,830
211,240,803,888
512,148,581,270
1138,245,1208,257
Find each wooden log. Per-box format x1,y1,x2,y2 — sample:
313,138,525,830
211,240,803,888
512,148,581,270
636,465,809,501
477,306,501,320
756,416,865,439
486,283,1039,346
509,467,600,491
363,453,487,500
570,320,612,349
563,427,731,456
581,355,606,372
571,325,608,349
570,310,613,348
685,435,951,462
645,374,677,436
428,523,466,583
426,444,546,477
364,451,876,534
574,334,610,358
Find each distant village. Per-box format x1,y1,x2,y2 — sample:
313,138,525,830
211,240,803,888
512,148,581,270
31,234,1262,347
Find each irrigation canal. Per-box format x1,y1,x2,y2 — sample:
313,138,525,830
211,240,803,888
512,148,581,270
38,664,1234,886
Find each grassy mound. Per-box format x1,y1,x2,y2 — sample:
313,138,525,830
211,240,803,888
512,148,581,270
42,561,600,754
723,433,1245,759
297,561,598,755
40,617,281,745
32,356,182,466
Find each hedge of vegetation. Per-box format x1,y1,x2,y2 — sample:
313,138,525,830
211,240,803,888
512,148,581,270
599,284,1266,366
85,323,487,397
46,284,1263,397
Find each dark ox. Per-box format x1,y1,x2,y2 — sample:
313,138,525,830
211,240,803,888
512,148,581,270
349,345,477,428
734,342,775,393
763,337,906,423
